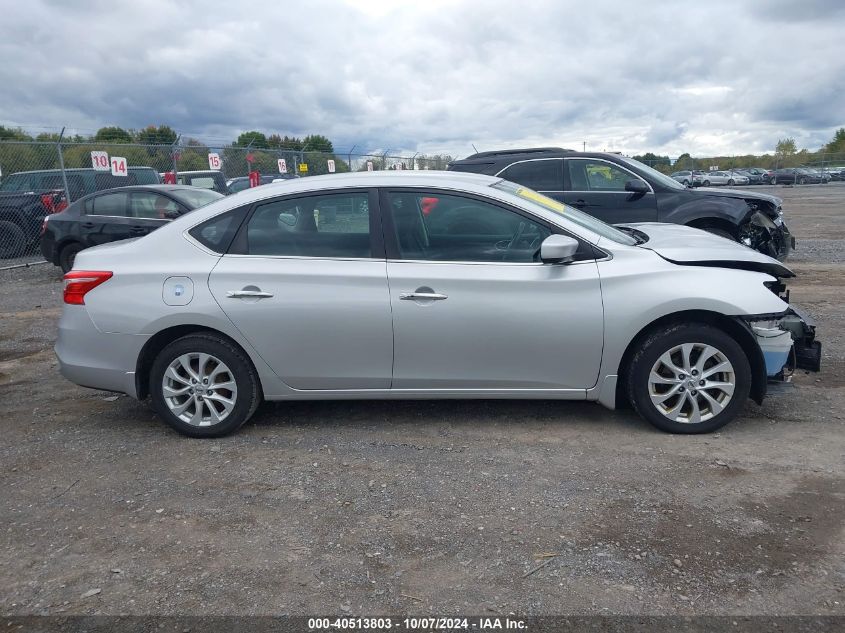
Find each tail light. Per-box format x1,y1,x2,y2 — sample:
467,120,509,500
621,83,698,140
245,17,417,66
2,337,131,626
63,271,113,305
40,191,68,214
40,217,49,236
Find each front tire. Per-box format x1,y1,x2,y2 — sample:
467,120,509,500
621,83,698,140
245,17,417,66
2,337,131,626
770,177,777,185
799,177,806,185
727,179,735,186
150,334,261,437
702,180,710,187
627,323,751,434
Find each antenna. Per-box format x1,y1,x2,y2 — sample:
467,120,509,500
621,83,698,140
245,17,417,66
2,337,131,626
471,143,479,153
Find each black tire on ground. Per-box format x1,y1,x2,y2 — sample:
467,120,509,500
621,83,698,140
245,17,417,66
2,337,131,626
799,177,806,185
702,180,710,186
0,220,27,259
150,333,261,438
770,177,777,185
727,179,735,186
59,243,83,273
626,323,751,434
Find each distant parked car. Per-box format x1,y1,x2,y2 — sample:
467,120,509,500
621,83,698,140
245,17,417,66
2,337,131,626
174,170,228,194
732,169,761,184
670,170,703,187
226,174,283,194
727,171,750,185
746,168,773,182
803,168,830,183
770,168,822,185
703,171,746,186
0,167,160,201
41,185,223,272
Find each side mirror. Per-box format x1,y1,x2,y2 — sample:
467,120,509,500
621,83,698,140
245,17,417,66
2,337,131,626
625,179,649,194
278,213,297,227
163,210,180,220
540,235,579,264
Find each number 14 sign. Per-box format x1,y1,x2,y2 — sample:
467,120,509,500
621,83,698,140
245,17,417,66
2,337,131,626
110,156,128,177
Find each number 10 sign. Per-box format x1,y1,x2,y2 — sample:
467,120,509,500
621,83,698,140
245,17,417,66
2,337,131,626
91,151,109,171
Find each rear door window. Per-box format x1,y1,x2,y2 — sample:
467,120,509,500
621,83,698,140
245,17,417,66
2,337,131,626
498,159,562,191
130,192,180,219
244,192,372,258
90,192,129,217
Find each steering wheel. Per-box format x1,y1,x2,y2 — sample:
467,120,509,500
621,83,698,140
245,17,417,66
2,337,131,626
502,221,527,261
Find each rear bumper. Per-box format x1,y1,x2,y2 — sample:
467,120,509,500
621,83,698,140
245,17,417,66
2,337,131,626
55,306,148,398
40,233,57,264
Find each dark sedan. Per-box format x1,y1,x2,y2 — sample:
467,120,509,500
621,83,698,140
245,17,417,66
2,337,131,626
769,168,823,185
41,185,223,272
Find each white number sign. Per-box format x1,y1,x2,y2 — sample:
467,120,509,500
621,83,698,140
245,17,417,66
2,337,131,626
327,159,336,173
278,159,287,174
91,151,110,171
208,153,222,170
110,156,128,177
366,161,373,172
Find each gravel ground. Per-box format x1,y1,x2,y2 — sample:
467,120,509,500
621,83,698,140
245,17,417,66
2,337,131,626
0,184,843,617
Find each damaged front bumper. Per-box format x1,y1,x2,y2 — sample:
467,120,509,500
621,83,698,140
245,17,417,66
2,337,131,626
742,306,822,380
739,210,794,262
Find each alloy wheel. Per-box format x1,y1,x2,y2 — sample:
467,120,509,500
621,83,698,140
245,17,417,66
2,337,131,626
161,352,238,426
647,343,735,424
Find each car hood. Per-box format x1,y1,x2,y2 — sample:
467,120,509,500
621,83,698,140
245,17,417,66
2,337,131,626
689,187,782,207
619,222,795,278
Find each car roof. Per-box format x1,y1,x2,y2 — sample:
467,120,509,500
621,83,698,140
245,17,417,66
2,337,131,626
177,170,226,176
7,166,156,176
71,184,211,202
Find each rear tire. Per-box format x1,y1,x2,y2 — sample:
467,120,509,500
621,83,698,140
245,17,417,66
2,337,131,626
0,220,26,259
799,177,806,185
703,180,710,187
150,334,261,438
59,243,83,273
770,177,777,185
627,323,751,434
727,179,735,186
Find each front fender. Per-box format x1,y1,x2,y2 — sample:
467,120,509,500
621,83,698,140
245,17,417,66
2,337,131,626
659,196,749,227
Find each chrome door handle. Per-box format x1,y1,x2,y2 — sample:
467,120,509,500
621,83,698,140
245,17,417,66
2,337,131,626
226,290,274,299
399,292,448,301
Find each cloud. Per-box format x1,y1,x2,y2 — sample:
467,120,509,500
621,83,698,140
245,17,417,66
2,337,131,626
0,0,842,157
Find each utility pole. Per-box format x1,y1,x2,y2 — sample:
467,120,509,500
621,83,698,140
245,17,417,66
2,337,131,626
56,127,71,203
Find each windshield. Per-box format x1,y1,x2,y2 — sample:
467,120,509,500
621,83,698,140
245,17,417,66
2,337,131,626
170,188,225,208
616,156,686,190
0,173,28,192
492,180,637,245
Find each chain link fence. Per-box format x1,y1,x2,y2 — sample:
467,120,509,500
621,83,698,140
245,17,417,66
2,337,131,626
1,139,843,268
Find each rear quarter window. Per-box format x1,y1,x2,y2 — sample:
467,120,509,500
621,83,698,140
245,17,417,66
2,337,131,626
188,208,247,253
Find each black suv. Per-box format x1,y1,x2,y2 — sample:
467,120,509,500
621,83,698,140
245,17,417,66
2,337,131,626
448,148,793,260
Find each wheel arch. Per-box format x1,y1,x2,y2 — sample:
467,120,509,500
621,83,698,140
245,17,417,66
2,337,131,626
686,217,738,238
135,325,264,400
614,309,766,409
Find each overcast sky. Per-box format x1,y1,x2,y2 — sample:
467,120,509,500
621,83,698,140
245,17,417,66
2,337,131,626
1,0,843,157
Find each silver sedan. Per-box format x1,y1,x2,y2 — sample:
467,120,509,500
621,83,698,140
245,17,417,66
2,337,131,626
56,172,820,437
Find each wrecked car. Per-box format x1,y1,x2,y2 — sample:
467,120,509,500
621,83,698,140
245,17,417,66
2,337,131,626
447,148,794,260
55,172,819,437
